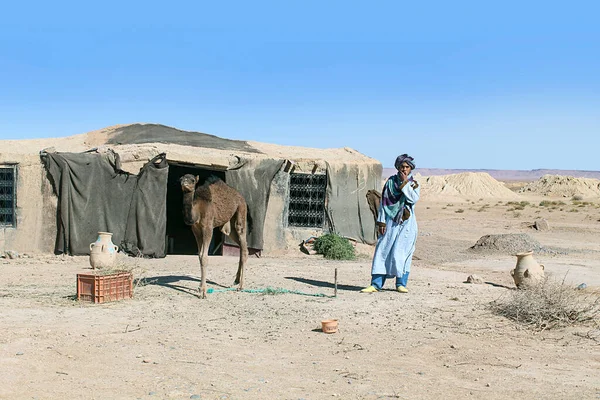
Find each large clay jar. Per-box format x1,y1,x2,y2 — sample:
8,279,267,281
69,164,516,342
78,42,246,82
511,251,545,288
89,232,118,269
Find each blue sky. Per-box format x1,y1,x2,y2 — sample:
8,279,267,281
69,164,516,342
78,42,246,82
1,1,599,170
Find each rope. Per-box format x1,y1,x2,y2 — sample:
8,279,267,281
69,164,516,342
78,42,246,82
206,286,332,297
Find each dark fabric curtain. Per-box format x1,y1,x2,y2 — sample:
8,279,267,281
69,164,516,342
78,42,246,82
42,151,168,257
122,154,169,257
225,158,285,249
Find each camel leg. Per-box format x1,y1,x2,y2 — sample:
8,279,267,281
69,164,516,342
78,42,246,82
232,205,248,290
228,225,241,283
193,224,213,299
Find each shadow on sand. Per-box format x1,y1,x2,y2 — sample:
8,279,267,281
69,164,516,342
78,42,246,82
284,276,363,292
461,278,513,290
138,275,231,297
483,281,514,290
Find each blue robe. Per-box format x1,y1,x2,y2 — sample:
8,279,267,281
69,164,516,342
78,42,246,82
371,176,420,285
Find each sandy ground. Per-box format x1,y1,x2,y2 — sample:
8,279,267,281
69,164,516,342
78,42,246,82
1,193,600,400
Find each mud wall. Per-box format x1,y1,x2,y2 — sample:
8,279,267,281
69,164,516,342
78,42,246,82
262,161,329,255
0,154,57,254
262,159,382,254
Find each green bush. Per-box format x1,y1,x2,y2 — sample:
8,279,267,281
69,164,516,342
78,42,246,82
313,233,356,260
540,200,566,207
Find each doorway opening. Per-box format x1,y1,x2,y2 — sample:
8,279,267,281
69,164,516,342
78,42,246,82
166,163,226,255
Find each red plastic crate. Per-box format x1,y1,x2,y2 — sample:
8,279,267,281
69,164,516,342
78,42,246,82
77,272,133,303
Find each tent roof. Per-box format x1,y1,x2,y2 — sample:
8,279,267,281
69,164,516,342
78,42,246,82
1,123,379,165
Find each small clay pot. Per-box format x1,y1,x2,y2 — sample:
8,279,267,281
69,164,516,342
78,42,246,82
321,319,338,334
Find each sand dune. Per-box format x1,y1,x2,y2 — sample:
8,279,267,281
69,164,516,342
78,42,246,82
418,172,520,200
520,174,600,198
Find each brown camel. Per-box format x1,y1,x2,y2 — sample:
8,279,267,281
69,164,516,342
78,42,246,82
180,174,249,299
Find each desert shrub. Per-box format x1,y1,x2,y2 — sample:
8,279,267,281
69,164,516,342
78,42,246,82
572,195,584,201
490,278,600,331
455,209,465,213
540,200,566,207
313,233,356,260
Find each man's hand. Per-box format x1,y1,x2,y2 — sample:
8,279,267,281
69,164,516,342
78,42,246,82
399,170,409,182
378,225,386,236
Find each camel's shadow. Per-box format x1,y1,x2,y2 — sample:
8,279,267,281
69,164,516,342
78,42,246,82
285,276,363,292
139,275,231,297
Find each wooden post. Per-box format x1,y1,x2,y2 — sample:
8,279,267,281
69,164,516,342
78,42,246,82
334,268,338,297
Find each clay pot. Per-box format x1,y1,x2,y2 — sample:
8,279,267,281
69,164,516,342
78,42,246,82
511,251,545,288
321,319,338,334
89,232,118,269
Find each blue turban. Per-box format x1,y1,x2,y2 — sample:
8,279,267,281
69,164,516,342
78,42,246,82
395,154,416,170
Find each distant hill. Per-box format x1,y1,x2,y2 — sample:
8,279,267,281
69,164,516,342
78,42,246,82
382,168,600,182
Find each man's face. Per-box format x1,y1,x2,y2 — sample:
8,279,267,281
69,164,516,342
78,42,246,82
397,162,412,176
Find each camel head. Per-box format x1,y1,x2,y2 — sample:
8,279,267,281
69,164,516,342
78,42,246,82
180,174,199,194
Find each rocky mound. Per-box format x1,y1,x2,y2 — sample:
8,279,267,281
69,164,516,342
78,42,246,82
420,172,520,199
469,233,542,255
519,175,600,198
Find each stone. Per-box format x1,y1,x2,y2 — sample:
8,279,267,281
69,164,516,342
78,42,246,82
470,233,541,254
533,218,550,231
5,250,19,259
466,274,485,284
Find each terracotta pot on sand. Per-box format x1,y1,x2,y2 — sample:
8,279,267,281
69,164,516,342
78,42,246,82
321,319,339,334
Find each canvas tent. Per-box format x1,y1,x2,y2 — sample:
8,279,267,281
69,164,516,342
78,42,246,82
2,123,382,256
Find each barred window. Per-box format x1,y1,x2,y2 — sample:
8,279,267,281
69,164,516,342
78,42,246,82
0,166,16,227
287,173,327,228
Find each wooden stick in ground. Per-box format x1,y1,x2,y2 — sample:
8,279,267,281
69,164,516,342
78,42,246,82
334,268,338,297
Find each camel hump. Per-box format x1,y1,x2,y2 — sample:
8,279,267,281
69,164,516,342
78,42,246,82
195,176,247,206
195,176,225,201
205,175,222,185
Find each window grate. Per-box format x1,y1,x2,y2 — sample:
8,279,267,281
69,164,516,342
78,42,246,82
287,173,327,228
0,167,16,227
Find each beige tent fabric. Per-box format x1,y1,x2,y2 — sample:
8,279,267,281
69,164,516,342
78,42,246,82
225,158,285,249
325,162,382,245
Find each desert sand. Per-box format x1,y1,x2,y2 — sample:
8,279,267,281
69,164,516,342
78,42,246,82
1,174,600,400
